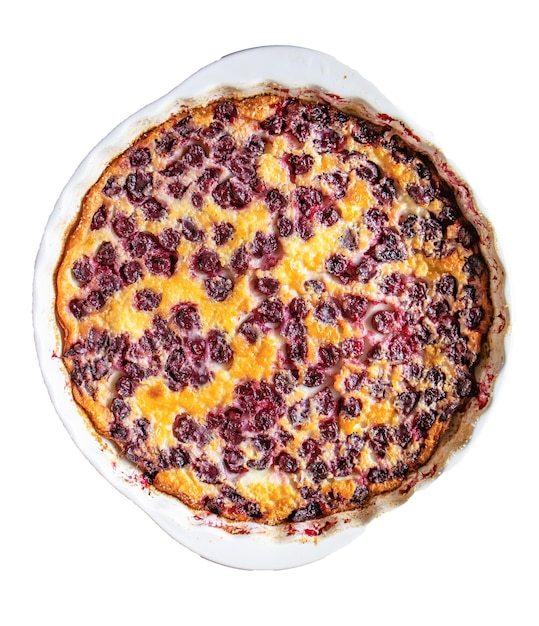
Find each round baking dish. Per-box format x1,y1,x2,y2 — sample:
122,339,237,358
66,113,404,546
33,45,508,570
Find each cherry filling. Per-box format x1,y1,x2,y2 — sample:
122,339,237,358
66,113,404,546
60,94,493,524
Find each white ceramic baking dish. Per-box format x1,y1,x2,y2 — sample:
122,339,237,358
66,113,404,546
33,45,508,570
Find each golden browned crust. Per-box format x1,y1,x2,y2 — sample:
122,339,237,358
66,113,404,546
55,91,505,525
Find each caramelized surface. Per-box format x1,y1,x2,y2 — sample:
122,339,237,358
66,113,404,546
56,94,493,523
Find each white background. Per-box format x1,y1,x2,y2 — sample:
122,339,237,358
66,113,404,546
3,0,536,624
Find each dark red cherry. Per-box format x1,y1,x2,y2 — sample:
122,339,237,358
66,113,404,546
275,452,298,473
213,222,235,246
129,147,151,167
265,188,288,213
207,330,233,363
214,101,238,122
205,276,234,301
72,256,92,285
134,288,162,311
172,302,200,331
112,213,136,238
142,197,167,221
120,260,143,284
194,248,222,275
95,241,116,267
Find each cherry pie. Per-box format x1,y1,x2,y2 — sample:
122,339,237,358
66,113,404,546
55,91,505,525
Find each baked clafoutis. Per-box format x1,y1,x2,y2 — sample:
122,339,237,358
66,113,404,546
55,91,506,525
